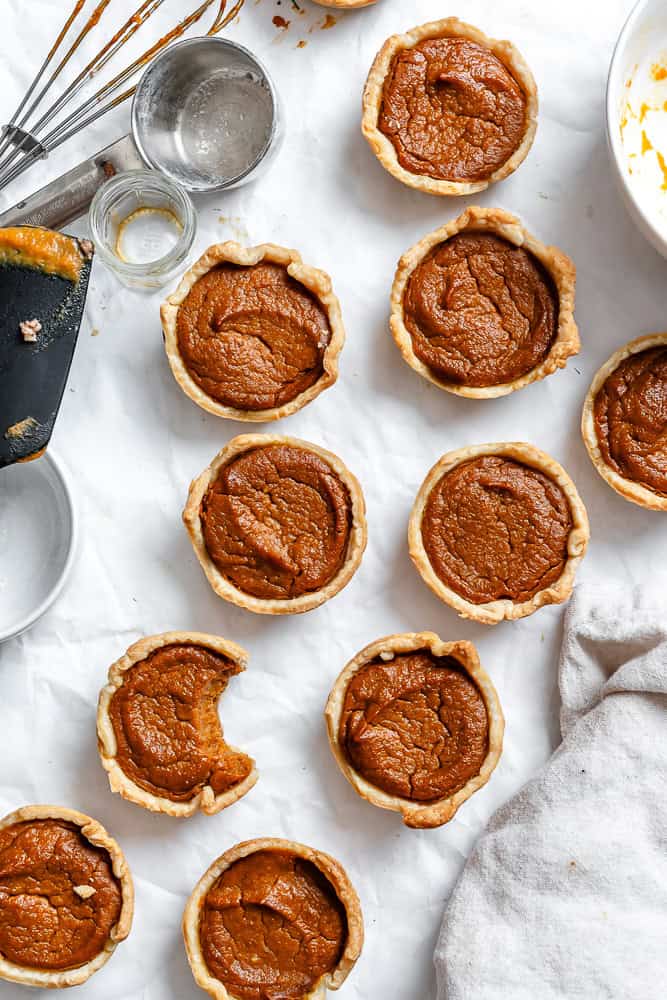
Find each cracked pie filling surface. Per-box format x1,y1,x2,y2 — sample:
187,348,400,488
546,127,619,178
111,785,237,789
362,19,538,195
97,633,257,817
409,444,590,624
0,807,133,989
161,243,345,421
390,207,579,397
183,839,363,1000
183,435,367,615
325,633,503,829
582,334,667,510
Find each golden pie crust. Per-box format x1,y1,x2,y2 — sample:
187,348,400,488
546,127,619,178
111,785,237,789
97,632,258,817
325,632,504,829
390,206,579,398
581,333,667,511
409,443,590,625
184,434,367,616
362,18,538,196
182,837,364,1000
160,242,345,422
314,0,376,7
0,805,133,990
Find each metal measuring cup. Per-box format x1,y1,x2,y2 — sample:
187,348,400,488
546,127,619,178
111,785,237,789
0,37,282,231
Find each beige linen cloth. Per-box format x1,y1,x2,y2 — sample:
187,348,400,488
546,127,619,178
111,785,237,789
435,584,667,1000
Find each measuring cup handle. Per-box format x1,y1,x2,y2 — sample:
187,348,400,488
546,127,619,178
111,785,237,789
0,134,145,232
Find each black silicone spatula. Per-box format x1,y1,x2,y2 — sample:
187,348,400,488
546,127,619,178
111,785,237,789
0,227,93,468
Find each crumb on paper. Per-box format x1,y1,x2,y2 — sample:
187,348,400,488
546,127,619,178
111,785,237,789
91,327,100,337
79,239,94,260
273,15,289,29
74,885,96,899
4,416,38,441
19,318,42,343
322,14,336,30
297,39,307,49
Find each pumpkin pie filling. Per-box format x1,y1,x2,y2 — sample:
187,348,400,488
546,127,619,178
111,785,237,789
176,262,332,411
378,37,528,182
422,456,573,605
200,443,352,601
108,643,253,803
593,346,667,498
338,650,489,802
0,819,122,972
199,849,347,1000
403,232,559,387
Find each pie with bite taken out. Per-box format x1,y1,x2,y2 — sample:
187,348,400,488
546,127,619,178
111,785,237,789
362,18,538,196
325,632,504,829
0,805,133,989
581,333,667,511
409,443,590,624
391,206,579,397
97,632,257,817
182,838,363,1000
183,434,367,615
160,243,345,422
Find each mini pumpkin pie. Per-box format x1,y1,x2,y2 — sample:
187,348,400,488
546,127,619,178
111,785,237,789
325,632,504,829
0,805,133,989
391,206,579,398
582,333,667,511
183,838,363,1000
160,243,345,421
97,632,257,817
409,443,590,624
184,434,367,615
362,18,538,196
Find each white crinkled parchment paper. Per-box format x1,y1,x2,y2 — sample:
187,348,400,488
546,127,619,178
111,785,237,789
0,2,664,998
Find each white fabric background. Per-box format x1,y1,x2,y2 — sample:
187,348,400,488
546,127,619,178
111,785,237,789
0,1,664,998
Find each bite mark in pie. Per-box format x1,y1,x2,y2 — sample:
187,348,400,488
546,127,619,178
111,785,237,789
582,334,667,510
182,839,363,1000
391,207,579,398
161,243,345,422
97,632,257,817
183,435,367,615
409,443,590,624
325,633,503,828
0,806,133,990
362,19,538,196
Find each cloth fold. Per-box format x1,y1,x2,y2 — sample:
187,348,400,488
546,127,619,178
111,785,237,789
435,584,667,1000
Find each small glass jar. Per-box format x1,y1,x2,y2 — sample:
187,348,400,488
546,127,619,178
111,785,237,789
89,169,196,290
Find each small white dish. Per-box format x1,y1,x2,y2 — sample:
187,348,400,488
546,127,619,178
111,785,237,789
607,0,667,258
0,451,77,643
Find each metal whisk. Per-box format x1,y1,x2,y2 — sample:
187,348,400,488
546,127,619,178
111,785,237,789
0,0,244,193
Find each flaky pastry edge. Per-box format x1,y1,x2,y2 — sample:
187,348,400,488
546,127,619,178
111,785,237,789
408,442,590,625
97,631,258,817
324,632,504,829
183,434,368,616
361,18,538,196
160,242,345,422
0,804,133,990
390,205,579,398
581,333,667,511
182,837,364,1000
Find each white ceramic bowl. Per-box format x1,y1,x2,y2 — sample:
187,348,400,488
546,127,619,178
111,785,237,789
0,451,77,643
607,0,667,258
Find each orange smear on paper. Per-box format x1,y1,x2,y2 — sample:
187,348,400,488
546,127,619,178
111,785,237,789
651,63,667,82
657,151,667,190
642,130,653,154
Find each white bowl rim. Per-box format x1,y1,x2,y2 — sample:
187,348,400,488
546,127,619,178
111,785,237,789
0,449,78,644
606,0,667,254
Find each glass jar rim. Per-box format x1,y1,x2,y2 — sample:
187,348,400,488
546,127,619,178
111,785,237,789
89,169,197,278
